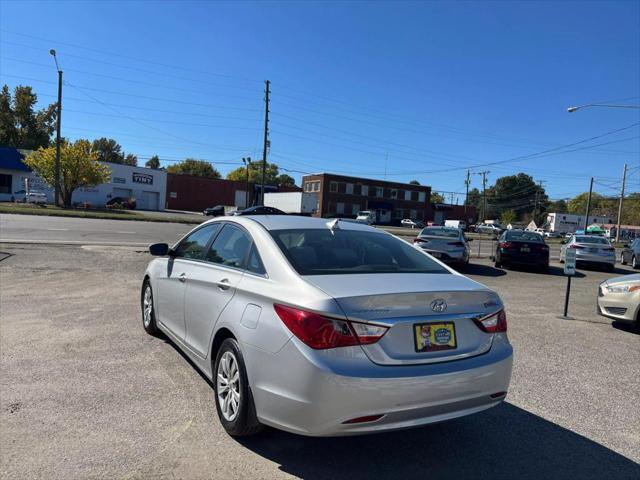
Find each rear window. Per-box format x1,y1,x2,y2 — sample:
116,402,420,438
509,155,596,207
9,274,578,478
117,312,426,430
270,228,448,275
576,236,609,245
506,231,544,243
419,227,459,238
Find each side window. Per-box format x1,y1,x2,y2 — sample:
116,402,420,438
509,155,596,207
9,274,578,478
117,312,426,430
247,244,267,275
175,224,221,260
206,225,252,269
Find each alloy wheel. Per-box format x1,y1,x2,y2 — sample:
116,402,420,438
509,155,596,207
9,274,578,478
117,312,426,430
143,286,153,328
217,351,241,422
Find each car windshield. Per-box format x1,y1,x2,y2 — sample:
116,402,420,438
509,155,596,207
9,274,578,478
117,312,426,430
575,236,610,245
419,227,459,238
506,231,544,243
270,228,449,275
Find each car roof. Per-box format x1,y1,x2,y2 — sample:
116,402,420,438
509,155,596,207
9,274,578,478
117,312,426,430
230,214,378,232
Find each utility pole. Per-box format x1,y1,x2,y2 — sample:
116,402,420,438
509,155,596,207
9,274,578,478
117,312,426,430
534,180,545,223
50,49,62,207
464,169,471,216
260,80,270,206
476,171,489,221
615,164,627,242
583,177,594,231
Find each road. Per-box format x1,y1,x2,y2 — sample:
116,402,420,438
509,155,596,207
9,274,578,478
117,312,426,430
0,214,559,260
1,243,638,479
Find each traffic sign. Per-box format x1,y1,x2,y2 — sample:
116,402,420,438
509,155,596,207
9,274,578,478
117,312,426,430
564,248,576,276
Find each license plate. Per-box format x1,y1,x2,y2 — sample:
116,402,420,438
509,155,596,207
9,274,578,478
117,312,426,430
521,247,530,253
587,248,598,253
430,252,441,258
414,322,457,352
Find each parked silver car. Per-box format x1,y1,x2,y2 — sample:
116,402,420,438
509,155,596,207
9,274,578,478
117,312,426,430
620,238,640,269
597,273,640,325
413,226,471,268
560,234,616,271
142,216,512,437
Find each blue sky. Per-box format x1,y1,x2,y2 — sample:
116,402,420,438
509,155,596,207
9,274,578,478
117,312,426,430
1,0,639,201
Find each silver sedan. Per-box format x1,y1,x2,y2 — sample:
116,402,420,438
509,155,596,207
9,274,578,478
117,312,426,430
597,274,640,325
142,216,512,437
560,234,616,271
413,226,471,268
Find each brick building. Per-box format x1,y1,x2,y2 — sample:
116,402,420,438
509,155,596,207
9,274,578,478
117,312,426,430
166,174,255,211
301,173,431,224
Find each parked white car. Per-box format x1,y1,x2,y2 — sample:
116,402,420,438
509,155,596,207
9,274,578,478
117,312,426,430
12,190,47,204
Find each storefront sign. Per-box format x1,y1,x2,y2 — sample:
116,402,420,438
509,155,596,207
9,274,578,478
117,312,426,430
113,177,126,184
132,172,153,185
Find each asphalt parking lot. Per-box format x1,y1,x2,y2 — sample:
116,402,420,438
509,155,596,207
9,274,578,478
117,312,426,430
1,243,638,479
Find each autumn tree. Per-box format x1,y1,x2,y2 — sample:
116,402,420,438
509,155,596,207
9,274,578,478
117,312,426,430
226,160,280,185
166,158,221,178
0,85,56,150
24,139,111,207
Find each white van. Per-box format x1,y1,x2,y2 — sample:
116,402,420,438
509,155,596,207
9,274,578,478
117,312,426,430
355,210,375,225
445,219,467,230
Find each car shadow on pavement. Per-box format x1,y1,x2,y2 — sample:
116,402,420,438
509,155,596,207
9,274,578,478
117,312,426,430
461,263,506,277
237,403,639,480
612,320,640,335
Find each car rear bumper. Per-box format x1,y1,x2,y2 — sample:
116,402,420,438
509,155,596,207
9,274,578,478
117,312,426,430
243,334,513,437
500,252,549,265
419,247,466,263
576,252,615,265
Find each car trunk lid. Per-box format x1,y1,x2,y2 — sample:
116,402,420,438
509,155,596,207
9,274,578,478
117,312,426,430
303,273,502,365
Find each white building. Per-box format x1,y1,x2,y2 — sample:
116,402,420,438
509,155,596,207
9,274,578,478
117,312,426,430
0,148,167,210
546,212,615,234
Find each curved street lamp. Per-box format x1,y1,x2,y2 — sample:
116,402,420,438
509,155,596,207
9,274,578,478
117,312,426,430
567,103,640,113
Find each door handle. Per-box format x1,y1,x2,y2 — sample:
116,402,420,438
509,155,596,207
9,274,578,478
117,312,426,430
178,272,187,283
216,278,231,290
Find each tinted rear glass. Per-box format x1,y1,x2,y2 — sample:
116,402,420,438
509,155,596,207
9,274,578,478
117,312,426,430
576,236,609,245
419,227,459,238
506,231,544,243
271,229,449,275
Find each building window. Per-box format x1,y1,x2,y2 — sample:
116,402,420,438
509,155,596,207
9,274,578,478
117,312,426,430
0,174,11,194
346,183,354,194
304,181,320,192
351,204,359,215
404,190,411,201
336,202,345,214
330,182,338,193
390,189,398,199
395,209,403,219
337,182,346,194
418,192,426,203
374,187,383,198
362,185,369,196
410,209,417,219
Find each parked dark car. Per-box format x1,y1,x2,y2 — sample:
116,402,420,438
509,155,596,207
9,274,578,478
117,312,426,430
106,197,136,209
203,205,226,217
494,229,549,271
232,206,286,216
620,238,640,269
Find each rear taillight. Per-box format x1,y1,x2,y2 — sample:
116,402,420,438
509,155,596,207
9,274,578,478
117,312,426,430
473,310,507,333
499,242,513,249
274,304,389,349
569,244,584,249
413,237,427,244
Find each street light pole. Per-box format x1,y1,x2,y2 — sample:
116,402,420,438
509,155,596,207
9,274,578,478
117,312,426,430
615,164,627,243
50,49,62,207
567,103,640,113
583,177,594,231
243,157,251,208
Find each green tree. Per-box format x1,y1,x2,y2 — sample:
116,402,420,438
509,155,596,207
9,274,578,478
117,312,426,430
490,173,546,219
166,158,221,178
124,153,138,166
276,174,296,188
92,138,125,164
24,139,111,207
0,85,56,149
546,199,568,213
500,209,517,226
145,155,160,169
465,188,482,210
409,179,421,185
226,160,279,185
622,193,640,225
567,192,605,215
430,192,445,204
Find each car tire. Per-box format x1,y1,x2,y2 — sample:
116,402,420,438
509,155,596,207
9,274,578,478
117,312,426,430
632,256,638,270
214,338,263,437
494,252,502,268
621,253,627,265
141,280,160,336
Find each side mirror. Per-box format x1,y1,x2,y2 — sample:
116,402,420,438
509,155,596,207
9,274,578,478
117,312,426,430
149,243,169,256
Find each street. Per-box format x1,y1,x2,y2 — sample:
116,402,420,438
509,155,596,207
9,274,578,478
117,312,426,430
1,240,638,479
